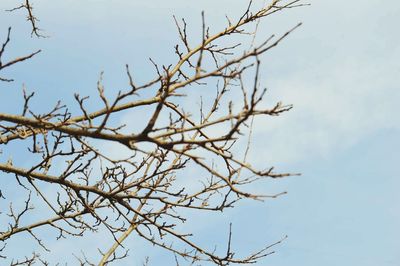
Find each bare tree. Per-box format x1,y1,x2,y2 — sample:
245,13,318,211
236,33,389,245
0,0,305,264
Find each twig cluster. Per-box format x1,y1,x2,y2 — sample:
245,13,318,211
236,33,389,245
0,0,304,264
6,0,43,37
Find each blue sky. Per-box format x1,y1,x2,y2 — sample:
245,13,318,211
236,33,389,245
0,0,399,265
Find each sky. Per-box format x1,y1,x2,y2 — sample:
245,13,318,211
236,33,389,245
0,0,399,265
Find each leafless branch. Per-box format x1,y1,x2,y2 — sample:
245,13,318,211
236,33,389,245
0,0,305,264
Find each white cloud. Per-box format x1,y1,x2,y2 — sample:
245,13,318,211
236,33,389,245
250,43,400,165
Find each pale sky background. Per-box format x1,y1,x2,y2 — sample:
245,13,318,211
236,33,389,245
0,0,399,265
